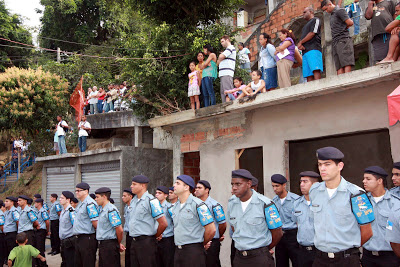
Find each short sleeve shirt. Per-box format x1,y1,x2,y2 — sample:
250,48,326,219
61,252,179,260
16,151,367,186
386,197,400,244
96,202,122,241
390,186,400,198
330,7,351,44
59,205,74,240
8,245,40,267
4,206,19,233
219,45,236,77
273,192,300,230
365,0,395,39
204,196,226,239
49,201,62,220
37,207,49,230
73,195,99,235
18,206,37,233
293,196,315,246
301,17,322,54
78,121,91,137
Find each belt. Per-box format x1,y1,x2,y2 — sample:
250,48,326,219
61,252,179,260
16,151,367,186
316,247,359,259
132,235,155,241
99,239,117,244
363,249,395,257
300,245,316,251
4,231,17,235
75,233,95,239
282,228,297,234
237,246,269,257
176,242,203,250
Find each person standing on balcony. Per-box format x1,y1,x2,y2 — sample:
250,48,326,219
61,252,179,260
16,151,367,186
56,115,68,154
275,29,296,88
321,0,355,75
259,33,278,91
78,115,91,153
88,86,98,114
238,42,251,73
365,0,396,63
298,7,323,82
339,0,362,35
217,35,236,103
200,45,218,107
11,149,18,172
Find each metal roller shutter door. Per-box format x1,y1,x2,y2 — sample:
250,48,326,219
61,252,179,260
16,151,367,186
46,167,75,204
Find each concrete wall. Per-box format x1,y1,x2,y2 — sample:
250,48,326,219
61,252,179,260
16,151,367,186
86,111,146,130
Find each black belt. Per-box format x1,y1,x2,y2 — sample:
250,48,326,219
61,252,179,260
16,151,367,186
299,245,316,251
132,235,155,241
363,248,395,257
24,230,34,234
176,242,203,250
99,239,117,244
237,246,269,257
75,233,95,239
316,247,359,259
282,228,297,234
4,231,17,235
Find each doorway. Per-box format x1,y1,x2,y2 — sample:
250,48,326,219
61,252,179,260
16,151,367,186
235,146,264,194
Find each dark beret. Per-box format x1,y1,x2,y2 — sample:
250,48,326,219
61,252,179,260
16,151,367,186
62,191,74,200
6,196,17,202
316,147,344,160
123,188,134,196
90,193,96,199
299,171,321,179
27,198,33,205
34,194,41,198
95,187,111,194
394,162,400,170
18,195,29,201
198,180,211,190
251,177,259,187
156,186,169,194
271,174,287,184
110,198,115,204
169,187,174,191
76,182,90,190
71,197,79,204
364,166,388,178
35,198,43,203
132,175,150,184
232,169,256,180
51,194,58,199
177,175,195,189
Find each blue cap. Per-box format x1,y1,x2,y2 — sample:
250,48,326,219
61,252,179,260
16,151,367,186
34,198,43,203
62,191,74,200
177,175,195,189
251,177,259,186
271,174,287,184
6,196,17,202
394,162,400,170
132,175,150,184
231,169,256,180
299,171,321,179
95,187,111,194
123,188,133,196
34,194,41,198
71,197,79,204
76,182,90,190
156,186,169,194
364,166,388,178
198,180,211,190
316,147,344,160
18,195,29,201
169,187,174,191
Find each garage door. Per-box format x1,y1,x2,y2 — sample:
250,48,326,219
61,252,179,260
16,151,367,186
46,167,75,204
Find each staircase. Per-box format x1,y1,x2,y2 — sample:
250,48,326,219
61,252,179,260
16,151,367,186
0,173,18,192
0,154,35,193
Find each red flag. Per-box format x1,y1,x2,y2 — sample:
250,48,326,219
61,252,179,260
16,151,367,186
69,76,84,122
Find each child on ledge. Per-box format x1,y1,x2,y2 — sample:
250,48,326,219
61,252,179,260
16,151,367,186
224,77,246,102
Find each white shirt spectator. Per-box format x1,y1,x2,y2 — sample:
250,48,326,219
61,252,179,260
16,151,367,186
219,44,236,77
238,47,250,63
88,90,98,105
57,121,68,136
78,121,91,137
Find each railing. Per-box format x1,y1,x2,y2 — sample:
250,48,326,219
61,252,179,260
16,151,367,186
0,153,36,190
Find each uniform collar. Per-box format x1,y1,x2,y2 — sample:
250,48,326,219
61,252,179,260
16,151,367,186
82,195,91,203
22,205,30,212
138,191,150,201
64,204,72,211
318,177,348,191
367,189,391,200
231,189,258,204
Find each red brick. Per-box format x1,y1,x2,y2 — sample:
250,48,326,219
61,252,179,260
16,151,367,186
181,143,190,152
181,133,194,142
218,128,229,136
195,132,206,141
189,141,200,151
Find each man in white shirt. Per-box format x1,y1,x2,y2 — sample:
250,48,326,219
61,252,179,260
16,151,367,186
56,115,68,154
88,86,98,114
217,35,236,103
78,115,91,152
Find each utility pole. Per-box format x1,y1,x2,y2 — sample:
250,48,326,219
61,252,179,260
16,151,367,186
57,47,61,63
17,147,20,180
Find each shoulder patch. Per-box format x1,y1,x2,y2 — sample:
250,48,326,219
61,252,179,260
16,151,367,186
86,203,99,219
196,203,214,226
212,203,226,223
149,198,164,218
69,209,76,225
108,210,122,227
27,210,38,222
43,203,49,211
0,215,5,225
41,211,50,221
264,202,283,230
55,203,62,212
12,210,20,221
350,191,375,225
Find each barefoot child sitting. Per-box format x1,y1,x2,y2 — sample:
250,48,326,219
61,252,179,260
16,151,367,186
378,2,400,64
237,70,266,99
188,61,201,110
8,232,46,267
224,77,246,102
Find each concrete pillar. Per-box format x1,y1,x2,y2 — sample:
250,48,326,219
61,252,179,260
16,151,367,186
134,126,142,148
323,12,336,77
74,162,81,186
263,138,286,199
173,135,183,180
268,0,275,14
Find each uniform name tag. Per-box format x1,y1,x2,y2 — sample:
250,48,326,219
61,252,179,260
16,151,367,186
264,202,283,230
0,215,5,226
42,211,50,221
108,210,122,227
149,198,164,218
12,211,20,221
27,211,38,222
55,204,62,212
350,192,375,225
86,203,99,219
196,203,214,226
386,220,393,231
69,209,76,225
212,204,226,223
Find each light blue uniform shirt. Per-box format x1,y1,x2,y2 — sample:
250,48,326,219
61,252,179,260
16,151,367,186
227,190,276,251
97,202,122,241
204,196,226,239
73,195,99,235
170,194,212,246
160,200,174,238
309,178,366,253
385,197,400,244
364,190,400,251
390,186,400,198
123,202,132,233
129,191,165,237
37,207,49,230
4,206,19,233
273,191,300,230
293,196,314,246
59,204,74,240
0,210,5,233
259,43,277,69
18,205,37,233
49,201,62,220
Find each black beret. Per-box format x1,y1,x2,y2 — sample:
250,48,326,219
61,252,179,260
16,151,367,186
198,180,211,190
110,198,115,204
71,197,79,204
156,186,169,194
62,191,74,200
6,196,17,202
232,169,256,180
35,198,43,203
271,174,287,184
316,147,344,160
51,194,58,199
90,193,96,199
299,171,321,179
18,195,29,201
169,187,174,191
95,187,111,194
34,194,41,198
251,177,259,187
364,166,388,178
123,188,133,196
177,175,195,189
76,182,90,190
394,162,400,170
27,198,33,205
132,175,150,184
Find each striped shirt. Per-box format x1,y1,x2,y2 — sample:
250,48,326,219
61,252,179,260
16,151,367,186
219,45,236,77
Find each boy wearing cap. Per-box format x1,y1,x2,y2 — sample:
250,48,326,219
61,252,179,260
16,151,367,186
17,195,39,250
293,171,320,267
195,180,227,267
362,166,400,266
170,175,216,267
228,169,283,266
129,175,167,267
34,198,50,267
155,186,174,267
95,187,124,267
48,193,62,256
73,182,99,267
4,197,19,262
122,188,133,267
310,147,374,266
271,174,300,267
390,162,400,198
59,191,76,267
168,187,178,205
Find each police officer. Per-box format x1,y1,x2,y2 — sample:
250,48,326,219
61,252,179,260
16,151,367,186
361,166,400,266
168,187,178,205
390,162,400,197
59,191,76,267
48,193,62,255
129,175,167,267
3,196,19,261
293,171,320,267
17,195,38,251
0,201,7,265
271,173,300,267
195,180,226,267
71,197,78,209
155,186,174,267
170,175,216,267
95,187,124,267
73,182,99,267
34,198,50,267
385,197,400,258
251,177,258,191
310,147,374,266
228,169,283,267
122,188,133,267
33,194,49,212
